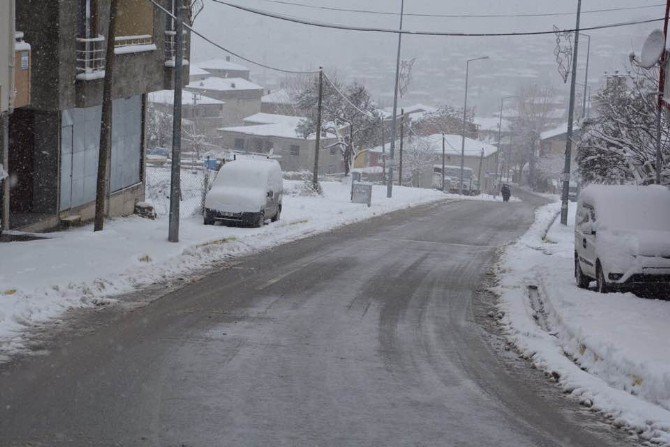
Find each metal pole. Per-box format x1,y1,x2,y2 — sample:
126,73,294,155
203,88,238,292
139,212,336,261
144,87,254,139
656,0,670,185
460,61,469,196
560,0,582,225
381,116,386,182
169,0,184,242
94,0,119,232
387,0,404,199
399,109,404,186
496,98,504,187
477,147,484,194
581,34,591,119
313,67,323,189
1,112,9,231
441,133,446,192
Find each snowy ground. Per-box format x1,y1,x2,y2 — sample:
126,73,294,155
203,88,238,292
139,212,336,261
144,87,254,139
0,173,510,359
496,201,670,445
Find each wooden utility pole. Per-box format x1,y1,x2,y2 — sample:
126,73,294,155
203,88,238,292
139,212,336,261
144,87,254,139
398,109,404,186
313,67,323,189
656,0,670,185
477,147,484,194
168,0,184,242
94,0,119,232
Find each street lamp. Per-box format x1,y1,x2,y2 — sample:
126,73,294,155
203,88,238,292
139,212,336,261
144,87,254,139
460,56,489,195
579,33,591,119
496,95,517,188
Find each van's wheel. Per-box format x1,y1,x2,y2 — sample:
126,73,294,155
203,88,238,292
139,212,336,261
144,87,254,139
575,255,590,289
254,211,265,228
271,205,281,222
596,261,610,293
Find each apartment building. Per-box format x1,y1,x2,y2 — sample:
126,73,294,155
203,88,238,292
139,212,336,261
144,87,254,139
6,0,190,231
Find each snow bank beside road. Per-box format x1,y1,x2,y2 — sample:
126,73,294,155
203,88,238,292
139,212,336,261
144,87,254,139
0,179,458,357
497,202,670,445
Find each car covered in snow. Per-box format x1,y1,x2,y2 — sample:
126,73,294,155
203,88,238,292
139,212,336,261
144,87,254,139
574,184,670,292
204,158,283,227
146,147,170,165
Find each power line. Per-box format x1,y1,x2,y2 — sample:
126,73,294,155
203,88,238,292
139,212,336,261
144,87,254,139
250,0,665,19
148,0,318,74
208,0,664,37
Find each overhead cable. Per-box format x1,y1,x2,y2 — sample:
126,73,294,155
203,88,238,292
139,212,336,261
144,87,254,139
250,0,665,20
148,0,318,74
208,0,664,37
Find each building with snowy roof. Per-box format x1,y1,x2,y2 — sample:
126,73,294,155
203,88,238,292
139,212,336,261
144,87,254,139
185,77,264,126
218,113,342,174
261,89,300,116
196,57,251,80
366,134,500,192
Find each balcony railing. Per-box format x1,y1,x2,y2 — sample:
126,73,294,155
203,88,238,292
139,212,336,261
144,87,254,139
75,36,105,81
164,30,188,66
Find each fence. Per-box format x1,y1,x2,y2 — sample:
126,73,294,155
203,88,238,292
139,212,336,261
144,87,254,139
145,163,213,218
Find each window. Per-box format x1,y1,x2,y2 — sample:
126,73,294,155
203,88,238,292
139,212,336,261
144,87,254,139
115,0,154,45
234,138,245,150
290,145,300,156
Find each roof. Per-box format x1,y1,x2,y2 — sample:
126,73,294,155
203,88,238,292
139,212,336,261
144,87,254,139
188,65,210,77
369,133,498,158
221,113,336,140
148,89,224,106
187,77,263,92
196,58,250,72
243,113,300,125
474,116,510,133
380,103,437,120
261,89,294,105
540,123,581,141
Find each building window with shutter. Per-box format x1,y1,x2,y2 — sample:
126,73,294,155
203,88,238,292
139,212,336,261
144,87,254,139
290,144,299,156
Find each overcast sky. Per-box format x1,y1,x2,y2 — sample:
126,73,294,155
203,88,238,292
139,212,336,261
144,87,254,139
192,0,666,112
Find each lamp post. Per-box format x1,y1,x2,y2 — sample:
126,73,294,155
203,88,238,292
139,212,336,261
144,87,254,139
387,0,404,199
460,56,489,195
579,33,591,119
496,95,517,188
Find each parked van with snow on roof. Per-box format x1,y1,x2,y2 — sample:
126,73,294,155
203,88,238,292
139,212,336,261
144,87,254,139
204,158,283,227
574,184,670,293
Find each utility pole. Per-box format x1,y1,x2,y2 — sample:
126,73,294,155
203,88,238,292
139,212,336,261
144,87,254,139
441,133,446,192
496,98,505,188
313,67,323,189
1,112,8,231
656,1,670,185
387,0,404,198
580,33,591,119
560,0,582,225
169,0,184,242
94,0,119,232
381,116,386,181
398,109,404,186
460,56,488,195
477,147,484,194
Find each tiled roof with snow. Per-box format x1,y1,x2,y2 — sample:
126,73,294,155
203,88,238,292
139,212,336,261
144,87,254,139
540,123,581,140
261,89,294,105
188,65,210,77
221,113,336,140
196,58,250,72
369,134,498,158
474,116,510,133
187,77,263,92
148,90,225,106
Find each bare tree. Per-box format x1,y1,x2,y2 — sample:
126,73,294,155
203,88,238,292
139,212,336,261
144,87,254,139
413,105,476,137
508,84,556,189
577,67,669,185
295,74,379,175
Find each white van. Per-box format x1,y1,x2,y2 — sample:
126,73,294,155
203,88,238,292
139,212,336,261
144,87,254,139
204,159,283,227
574,184,670,292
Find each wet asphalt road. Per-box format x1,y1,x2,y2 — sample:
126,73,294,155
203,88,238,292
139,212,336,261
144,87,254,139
0,195,637,446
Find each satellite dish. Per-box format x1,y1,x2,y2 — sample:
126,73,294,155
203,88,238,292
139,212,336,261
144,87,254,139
640,29,666,69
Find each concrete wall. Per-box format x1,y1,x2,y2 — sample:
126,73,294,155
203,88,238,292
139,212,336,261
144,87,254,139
0,1,14,113
220,99,262,126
